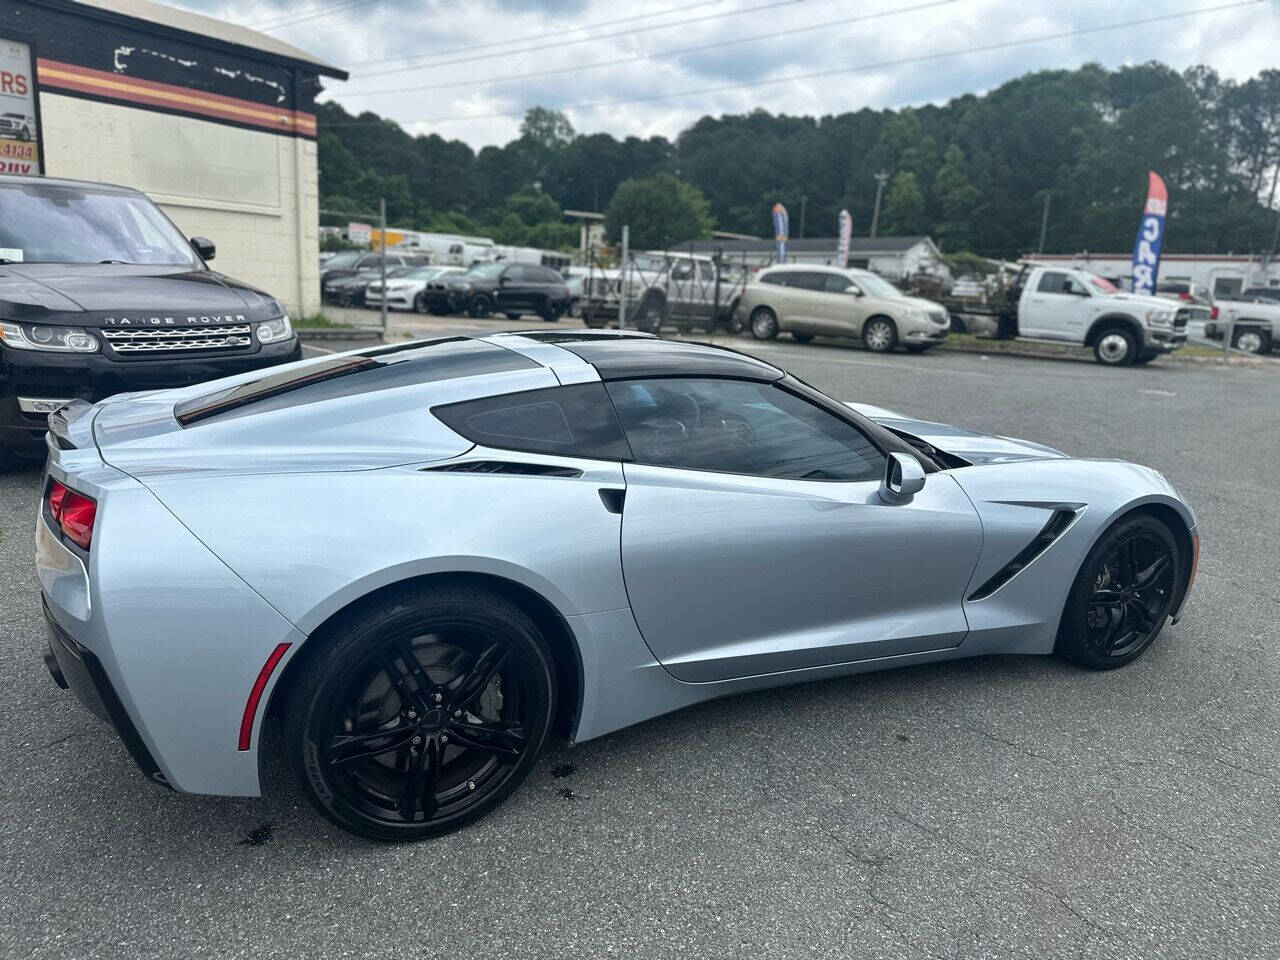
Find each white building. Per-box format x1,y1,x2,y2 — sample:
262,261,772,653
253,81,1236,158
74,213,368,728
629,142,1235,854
1024,252,1280,299
2,0,346,317
682,236,952,281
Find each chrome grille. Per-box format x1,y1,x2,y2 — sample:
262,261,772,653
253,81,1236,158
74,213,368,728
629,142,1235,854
101,325,253,354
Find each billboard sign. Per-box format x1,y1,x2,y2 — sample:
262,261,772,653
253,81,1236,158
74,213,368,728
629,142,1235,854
0,37,42,175
1130,171,1168,296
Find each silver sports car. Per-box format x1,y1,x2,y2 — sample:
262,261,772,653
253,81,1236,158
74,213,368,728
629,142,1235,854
36,332,1198,840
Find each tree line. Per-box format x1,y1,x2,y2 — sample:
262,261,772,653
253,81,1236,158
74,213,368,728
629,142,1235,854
318,61,1280,258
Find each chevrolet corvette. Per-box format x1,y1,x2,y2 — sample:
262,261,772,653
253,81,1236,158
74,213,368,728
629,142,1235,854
36,332,1198,840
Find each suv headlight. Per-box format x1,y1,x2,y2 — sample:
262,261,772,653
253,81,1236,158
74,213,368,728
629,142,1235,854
0,321,100,352
1145,309,1173,326
256,314,293,344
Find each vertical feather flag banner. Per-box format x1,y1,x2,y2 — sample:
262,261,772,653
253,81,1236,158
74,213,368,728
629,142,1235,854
772,202,789,263
837,209,853,268
1130,171,1168,295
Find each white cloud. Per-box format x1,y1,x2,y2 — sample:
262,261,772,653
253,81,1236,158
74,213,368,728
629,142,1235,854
172,0,1279,146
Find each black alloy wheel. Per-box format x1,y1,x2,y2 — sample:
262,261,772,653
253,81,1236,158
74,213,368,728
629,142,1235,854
1057,514,1179,669
468,294,494,319
285,584,555,840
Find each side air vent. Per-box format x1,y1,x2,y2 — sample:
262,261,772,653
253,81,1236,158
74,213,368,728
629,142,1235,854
967,508,1078,602
423,460,582,478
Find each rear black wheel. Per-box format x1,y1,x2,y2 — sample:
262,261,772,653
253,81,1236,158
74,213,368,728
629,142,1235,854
1056,515,1179,670
1232,327,1270,354
284,584,555,841
414,293,428,314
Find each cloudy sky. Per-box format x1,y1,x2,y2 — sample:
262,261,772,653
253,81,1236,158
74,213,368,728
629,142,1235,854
178,0,1275,146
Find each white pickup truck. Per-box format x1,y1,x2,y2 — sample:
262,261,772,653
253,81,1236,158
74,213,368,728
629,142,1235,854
1204,295,1280,354
961,265,1190,365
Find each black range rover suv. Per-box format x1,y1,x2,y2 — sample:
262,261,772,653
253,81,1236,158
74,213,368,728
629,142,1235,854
0,174,301,470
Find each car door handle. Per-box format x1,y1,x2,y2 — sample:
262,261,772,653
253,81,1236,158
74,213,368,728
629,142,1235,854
598,488,625,514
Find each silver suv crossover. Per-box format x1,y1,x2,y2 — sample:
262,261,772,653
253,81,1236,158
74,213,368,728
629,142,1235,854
737,265,950,353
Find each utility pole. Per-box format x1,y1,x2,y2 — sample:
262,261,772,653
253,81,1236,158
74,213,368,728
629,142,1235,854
1037,191,1052,254
379,197,388,339
869,172,890,239
798,195,808,240
618,224,630,330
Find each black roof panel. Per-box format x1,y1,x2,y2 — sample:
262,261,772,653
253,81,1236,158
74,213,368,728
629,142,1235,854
556,338,783,382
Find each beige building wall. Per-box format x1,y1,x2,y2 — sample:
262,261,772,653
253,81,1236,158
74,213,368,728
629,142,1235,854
38,91,320,317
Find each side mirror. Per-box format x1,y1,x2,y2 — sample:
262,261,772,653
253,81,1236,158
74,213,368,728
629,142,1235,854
845,285,863,297
878,452,926,505
190,237,215,261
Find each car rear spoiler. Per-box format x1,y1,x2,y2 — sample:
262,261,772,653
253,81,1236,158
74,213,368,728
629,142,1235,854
48,400,95,451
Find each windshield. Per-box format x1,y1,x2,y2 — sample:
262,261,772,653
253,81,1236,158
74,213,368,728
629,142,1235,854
323,252,362,269
1085,273,1118,294
0,182,197,266
850,272,903,299
464,263,506,280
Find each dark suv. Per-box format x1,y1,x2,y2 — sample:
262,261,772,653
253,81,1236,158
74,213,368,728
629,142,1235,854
0,174,300,471
444,262,571,321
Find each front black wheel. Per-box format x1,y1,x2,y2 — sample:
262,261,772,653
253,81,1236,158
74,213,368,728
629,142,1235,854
284,584,556,841
1092,327,1136,365
1056,514,1179,670
468,294,494,319
749,307,779,340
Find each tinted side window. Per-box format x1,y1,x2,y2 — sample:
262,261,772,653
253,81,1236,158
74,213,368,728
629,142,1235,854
823,273,852,294
788,272,829,292
1037,271,1068,294
504,264,530,281
606,378,885,482
758,273,787,286
433,383,632,460
541,267,567,283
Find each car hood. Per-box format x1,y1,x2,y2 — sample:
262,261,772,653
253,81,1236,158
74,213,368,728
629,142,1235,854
846,402,1068,464
0,262,279,327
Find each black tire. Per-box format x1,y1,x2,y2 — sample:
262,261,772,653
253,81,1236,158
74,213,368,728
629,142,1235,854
503,312,523,321
568,298,581,319
414,293,428,314
1231,326,1270,355
749,307,779,340
635,295,665,334
862,317,898,353
1092,326,1137,365
1056,514,1179,670
283,583,556,841
468,294,494,319
791,332,815,343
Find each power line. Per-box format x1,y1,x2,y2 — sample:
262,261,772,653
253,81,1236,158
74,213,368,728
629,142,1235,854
320,0,1261,128
339,0,953,99
247,0,378,31
348,0,806,80
341,0,732,70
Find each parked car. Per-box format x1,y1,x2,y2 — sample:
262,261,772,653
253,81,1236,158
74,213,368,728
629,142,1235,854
37,331,1198,840
443,261,571,321
957,265,1189,365
319,251,426,292
1204,294,1280,353
627,253,747,333
737,264,951,353
0,173,299,472
365,266,466,312
1154,280,1213,332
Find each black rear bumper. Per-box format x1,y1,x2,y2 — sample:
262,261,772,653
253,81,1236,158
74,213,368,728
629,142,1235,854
42,597,173,790
1,338,301,457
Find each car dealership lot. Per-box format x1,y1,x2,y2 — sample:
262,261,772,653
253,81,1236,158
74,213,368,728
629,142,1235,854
1,340,1277,959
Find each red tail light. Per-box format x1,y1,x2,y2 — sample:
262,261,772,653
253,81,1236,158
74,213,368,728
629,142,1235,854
59,489,97,550
46,479,68,520
1178,292,1191,300
1210,305,1219,320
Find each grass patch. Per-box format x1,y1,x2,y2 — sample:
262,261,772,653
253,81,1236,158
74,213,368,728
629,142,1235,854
294,312,354,330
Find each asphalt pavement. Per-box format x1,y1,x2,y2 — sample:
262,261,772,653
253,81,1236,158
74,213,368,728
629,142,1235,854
1,324,1277,959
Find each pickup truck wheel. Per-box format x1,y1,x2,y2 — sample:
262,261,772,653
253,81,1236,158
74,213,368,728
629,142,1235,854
1231,328,1269,354
749,307,779,340
863,318,897,353
1092,328,1136,365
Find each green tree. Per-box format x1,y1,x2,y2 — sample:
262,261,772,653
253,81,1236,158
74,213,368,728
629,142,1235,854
604,174,714,249
932,145,981,250
882,172,926,235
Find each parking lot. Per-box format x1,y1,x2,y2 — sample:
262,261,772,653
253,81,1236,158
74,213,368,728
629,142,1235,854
2,329,1277,959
